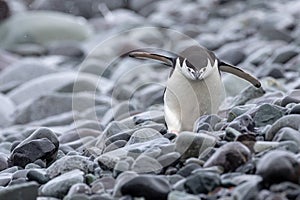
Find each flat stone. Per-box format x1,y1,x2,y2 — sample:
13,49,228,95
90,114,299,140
168,190,199,200
0,11,93,48
121,175,171,200
266,115,300,141
253,104,285,127
184,172,220,194
46,155,93,179
41,169,84,198
0,181,38,200
126,128,163,145
175,132,217,161
131,155,162,174
8,72,103,105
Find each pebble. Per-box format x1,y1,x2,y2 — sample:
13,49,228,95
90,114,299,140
175,132,217,161
41,169,84,198
46,155,94,178
266,115,300,141
184,171,220,194
168,190,200,200
0,11,93,48
204,142,251,172
9,127,58,168
131,154,162,174
256,150,300,185
253,104,285,127
121,175,171,200
0,181,38,200
0,0,299,199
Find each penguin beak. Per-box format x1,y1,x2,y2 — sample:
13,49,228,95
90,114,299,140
193,71,201,80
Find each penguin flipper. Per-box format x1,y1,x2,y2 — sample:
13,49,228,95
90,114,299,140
219,61,261,88
129,51,174,67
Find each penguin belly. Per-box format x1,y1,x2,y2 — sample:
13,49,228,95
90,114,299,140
164,66,225,132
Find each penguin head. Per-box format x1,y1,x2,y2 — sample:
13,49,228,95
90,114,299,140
175,57,217,80
176,46,217,81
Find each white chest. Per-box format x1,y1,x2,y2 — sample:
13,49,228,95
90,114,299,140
164,66,225,132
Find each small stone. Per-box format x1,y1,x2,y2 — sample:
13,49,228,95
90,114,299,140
231,86,265,107
127,128,163,145
227,104,256,122
253,104,285,127
273,127,300,146
256,150,300,185
259,26,293,42
226,114,255,133
157,152,180,168
121,175,171,200
266,115,300,141
184,172,220,194
0,154,8,171
9,127,58,168
231,176,262,200
104,140,127,153
131,155,162,174
272,46,298,64
46,155,94,179
168,190,199,200
113,171,138,198
9,138,56,168
0,0,9,21
193,114,222,132
113,160,130,177
0,181,38,200
177,163,201,178
204,142,251,172
65,183,91,198
41,169,84,198
175,132,217,161
0,173,12,186
98,176,116,191
27,170,50,184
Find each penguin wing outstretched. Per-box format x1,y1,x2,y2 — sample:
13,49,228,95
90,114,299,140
219,61,261,88
128,49,177,67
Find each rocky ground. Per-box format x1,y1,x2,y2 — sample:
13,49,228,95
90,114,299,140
0,0,300,199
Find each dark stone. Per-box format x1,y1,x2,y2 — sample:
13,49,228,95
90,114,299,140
266,115,300,141
204,142,251,172
290,104,300,114
177,163,202,178
281,96,300,107
121,175,171,200
0,154,8,171
259,26,293,42
163,133,177,140
0,182,38,200
27,170,50,184
9,138,56,168
273,127,300,146
270,182,300,199
227,114,255,132
256,150,300,185
184,172,220,194
0,0,9,21
193,114,222,132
